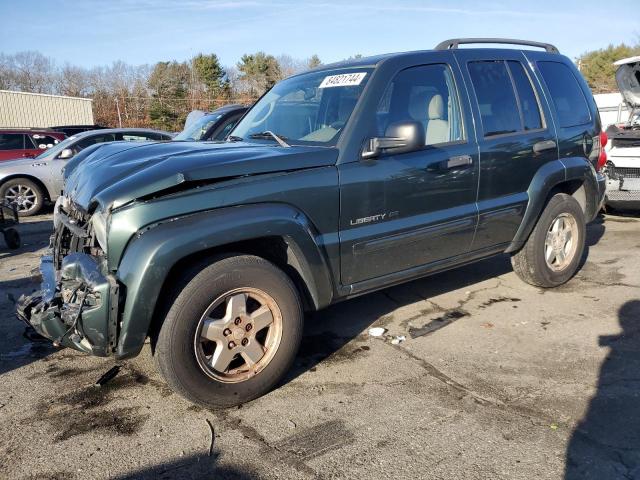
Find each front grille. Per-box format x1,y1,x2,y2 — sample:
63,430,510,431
52,201,103,269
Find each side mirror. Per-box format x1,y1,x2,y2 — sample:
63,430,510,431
57,148,73,160
362,121,425,160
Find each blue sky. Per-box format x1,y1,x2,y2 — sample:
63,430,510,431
2,0,638,68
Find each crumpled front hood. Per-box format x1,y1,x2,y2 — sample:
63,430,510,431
64,140,338,211
615,57,640,108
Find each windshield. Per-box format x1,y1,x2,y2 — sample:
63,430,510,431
174,113,224,141
35,135,78,159
231,68,372,146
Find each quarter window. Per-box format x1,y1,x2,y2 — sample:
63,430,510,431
376,64,465,146
538,61,591,128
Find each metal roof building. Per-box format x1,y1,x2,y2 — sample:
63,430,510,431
0,90,94,128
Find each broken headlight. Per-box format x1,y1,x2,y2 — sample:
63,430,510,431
91,210,109,254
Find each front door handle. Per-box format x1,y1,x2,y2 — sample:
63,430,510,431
533,139,557,154
446,155,473,169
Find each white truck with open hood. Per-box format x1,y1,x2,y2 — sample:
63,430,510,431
604,56,640,209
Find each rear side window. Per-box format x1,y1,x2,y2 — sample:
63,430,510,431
468,61,522,137
0,134,25,150
507,61,543,130
537,61,591,127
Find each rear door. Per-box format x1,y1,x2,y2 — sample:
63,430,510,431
0,133,29,160
339,56,480,285
454,50,558,250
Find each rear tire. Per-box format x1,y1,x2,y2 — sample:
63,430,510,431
511,193,585,287
154,254,303,408
0,178,44,217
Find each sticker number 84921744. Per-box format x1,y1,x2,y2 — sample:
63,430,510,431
319,72,367,89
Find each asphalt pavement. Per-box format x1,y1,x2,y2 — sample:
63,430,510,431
1,211,639,479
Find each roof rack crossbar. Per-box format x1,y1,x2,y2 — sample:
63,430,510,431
435,38,559,54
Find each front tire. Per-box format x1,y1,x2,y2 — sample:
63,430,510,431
154,254,303,408
0,178,44,217
511,193,585,287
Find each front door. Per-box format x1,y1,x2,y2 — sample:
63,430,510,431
339,61,479,285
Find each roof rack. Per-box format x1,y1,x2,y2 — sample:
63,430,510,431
435,38,559,54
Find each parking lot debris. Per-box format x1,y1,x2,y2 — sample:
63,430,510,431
409,310,469,339
205,419,215,456
391,335,406,345
95,365,122,387
368,327,386,337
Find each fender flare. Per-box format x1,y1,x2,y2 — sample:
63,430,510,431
505,158,598,253
114,203,334,358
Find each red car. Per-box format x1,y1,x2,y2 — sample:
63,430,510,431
0,129,66,162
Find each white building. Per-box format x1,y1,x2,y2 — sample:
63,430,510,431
0,90,94,128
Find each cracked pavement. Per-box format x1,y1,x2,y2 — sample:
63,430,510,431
1,212,639,479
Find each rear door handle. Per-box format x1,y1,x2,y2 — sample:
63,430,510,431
533,139,557,154
446,155,473,169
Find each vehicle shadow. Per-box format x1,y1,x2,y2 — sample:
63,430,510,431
111,452,259,479
286,218,606,386
0,219,52,259
565,300,640,479
286,251,514,384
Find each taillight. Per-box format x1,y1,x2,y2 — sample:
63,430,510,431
595,131,608,172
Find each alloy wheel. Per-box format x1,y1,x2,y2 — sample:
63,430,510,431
4,184,37,213
194,288,283,383
544,213,579,271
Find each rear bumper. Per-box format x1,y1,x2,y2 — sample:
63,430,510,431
16,253,118,356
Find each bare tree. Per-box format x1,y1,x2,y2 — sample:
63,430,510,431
6,51,56,94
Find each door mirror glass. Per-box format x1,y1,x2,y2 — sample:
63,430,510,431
362,121,426,159
57,148,73,160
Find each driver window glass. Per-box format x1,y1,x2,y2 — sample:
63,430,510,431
75,133,116,151
213,119,238,141
377,64,465,146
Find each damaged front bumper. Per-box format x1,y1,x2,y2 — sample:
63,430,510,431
16,253,119,356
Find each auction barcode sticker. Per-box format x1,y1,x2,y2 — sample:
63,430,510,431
319,72,367,88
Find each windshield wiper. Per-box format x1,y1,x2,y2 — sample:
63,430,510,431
227,135,243,142
249,131,291,148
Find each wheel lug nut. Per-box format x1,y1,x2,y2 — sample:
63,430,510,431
234,317,242,325
228,341,236,349
223,328,232,336
245,324,252,332
241,338,248,346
